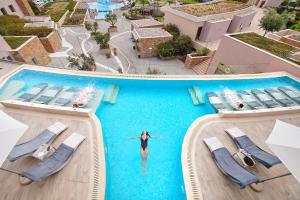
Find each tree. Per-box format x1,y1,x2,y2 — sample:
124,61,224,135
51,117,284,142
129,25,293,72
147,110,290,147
94,32,110,49
163,24,180,38
105,13,117,27
173,35,193,56
281,10,296,29
90,21,98,35
259,9,284,37
84,21,92,31
139,0,148,15
67,53,96,71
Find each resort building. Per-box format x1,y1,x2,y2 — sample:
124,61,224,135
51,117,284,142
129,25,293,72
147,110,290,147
0,0,34,17
131,19,164,30
132,28,173,58
163,0,257,49
207,32,300,76
0,35,50,65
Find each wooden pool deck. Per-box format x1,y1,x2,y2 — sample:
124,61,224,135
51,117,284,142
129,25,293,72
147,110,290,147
185,112,300,200
0,106,104,200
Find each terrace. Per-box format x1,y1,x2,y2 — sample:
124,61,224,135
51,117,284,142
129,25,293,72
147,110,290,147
176,0,249,17
0,105,104,200
183,110,300,199
4,36,31,49
232,32,299,64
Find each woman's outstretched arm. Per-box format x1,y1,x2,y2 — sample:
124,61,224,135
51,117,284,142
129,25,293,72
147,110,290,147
128,136,140,140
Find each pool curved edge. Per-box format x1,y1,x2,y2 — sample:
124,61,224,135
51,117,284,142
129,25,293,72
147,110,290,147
89,113,106,200
181,107,300,200
1,64,300,200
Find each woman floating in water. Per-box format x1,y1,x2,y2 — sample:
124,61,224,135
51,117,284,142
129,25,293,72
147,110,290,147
128,130,161,175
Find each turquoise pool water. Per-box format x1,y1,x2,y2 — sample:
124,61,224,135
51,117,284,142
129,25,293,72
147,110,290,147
1,70,300,200
88,0,123,19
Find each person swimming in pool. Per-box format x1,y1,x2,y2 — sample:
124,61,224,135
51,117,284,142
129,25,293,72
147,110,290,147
128,131,161,175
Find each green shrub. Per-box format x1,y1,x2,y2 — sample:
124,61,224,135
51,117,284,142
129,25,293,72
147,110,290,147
75,9,87,14
191,47,210,56
23,27,53,37
173,35,193,55
28,0,40,15
163,24,180,38
291,22,300,31
64,14,85,25
66,1,76,11
158,42,176,57
94,32,110,49
49,9,67,22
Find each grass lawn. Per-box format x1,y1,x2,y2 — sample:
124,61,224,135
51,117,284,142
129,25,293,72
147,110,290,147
181,0,199,5
4,37,30,49
45,1,76,22
233,32,296,59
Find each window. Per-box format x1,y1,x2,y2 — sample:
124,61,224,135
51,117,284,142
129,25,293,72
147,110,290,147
0,8,8,15
8,5,16,12
32,57,38,65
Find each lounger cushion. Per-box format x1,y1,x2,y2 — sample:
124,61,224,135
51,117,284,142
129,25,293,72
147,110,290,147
234,135,281,168
8,130,56,162
20,144,74,182
213,148,259,188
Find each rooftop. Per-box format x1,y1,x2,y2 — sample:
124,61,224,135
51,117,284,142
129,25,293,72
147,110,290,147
4,36,31,49
0,105,103,200
184,111,300,199
134,28,173,38
176,0,249,17
232,32,299,64
131,19,163,28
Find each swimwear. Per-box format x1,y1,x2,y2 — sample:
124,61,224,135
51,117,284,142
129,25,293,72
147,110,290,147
140,133,150,151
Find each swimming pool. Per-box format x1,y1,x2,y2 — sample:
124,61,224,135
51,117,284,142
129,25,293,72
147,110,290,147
1,69,300,200
88,0,123,19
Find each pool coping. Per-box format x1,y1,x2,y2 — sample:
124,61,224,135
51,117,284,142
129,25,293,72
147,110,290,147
1,64,300,200
1,64,300,83
182,108,300,200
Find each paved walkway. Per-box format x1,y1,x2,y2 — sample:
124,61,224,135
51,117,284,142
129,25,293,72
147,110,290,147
48,10,195,75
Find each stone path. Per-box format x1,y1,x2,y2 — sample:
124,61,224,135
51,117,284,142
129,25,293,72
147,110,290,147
48,10,195,75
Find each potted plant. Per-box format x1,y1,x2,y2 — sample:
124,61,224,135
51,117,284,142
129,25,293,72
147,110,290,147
94,32,111,54
105,12,118,32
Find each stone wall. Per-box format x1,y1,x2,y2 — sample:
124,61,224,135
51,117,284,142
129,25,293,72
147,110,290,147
280,37,300,48
208,34,300,77
15,0,34,16
184,54,210,68
10,36,50,66
39,31,62,53
137,36,173,58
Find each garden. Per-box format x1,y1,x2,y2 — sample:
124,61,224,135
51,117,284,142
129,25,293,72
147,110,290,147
0,15,53,38
233,32,296,60
4,36,31,49
63,9,87,26
39,1,76,22
276,0,300,32
157,24,194,59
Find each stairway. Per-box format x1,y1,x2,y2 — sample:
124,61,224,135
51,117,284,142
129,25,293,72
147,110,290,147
192,58,212,75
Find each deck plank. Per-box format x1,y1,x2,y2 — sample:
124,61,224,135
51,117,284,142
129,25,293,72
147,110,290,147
0,108,95,200
194,114,300,200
